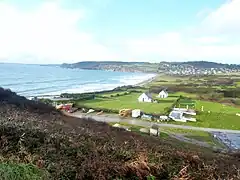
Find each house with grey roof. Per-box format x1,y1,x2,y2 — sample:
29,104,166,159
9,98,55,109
157,89,168,98
138,92,153,103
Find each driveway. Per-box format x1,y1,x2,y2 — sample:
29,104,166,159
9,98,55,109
68,112,240,134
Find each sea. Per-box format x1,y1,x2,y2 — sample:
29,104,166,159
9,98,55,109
0,63,156,97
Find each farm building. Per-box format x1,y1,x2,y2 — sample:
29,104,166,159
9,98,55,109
138,92,153,102
157,90,168,98
169,108,196,122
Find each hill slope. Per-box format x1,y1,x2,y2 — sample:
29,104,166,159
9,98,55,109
0,87,239,179
61,61,158,73
61,60,240,74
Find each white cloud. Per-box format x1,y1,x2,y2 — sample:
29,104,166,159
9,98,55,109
125,0,240,63
193,36,224,44
0,2,118,64
1,0,240,64
200,0,240,36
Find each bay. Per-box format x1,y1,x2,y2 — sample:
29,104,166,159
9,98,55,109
0,63,155,97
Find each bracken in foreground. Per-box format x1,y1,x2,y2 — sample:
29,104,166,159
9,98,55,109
0,87,239,179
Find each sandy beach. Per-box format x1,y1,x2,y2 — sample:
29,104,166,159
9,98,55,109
137,74,158,86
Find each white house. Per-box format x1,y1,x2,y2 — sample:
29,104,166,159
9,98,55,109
138,93,153,103
157,90,168,98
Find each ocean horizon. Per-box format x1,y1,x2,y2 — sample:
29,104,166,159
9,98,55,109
0,63,155,97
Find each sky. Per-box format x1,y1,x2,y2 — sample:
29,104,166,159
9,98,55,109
0,0,240,64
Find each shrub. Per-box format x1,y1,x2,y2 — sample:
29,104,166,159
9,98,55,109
0,163,49,180
60,93,95,100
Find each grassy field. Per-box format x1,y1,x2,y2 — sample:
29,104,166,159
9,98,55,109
193,100,240,129
77,92,178,114
173,98,240,129
195,100,240,114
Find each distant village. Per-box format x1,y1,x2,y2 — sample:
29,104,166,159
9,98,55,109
62,61,240,75
159,63,240,76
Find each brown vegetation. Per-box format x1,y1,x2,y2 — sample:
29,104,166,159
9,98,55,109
0,88,240,179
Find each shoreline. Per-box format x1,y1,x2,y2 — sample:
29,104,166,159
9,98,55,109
28,73,158,99
136,74,158,86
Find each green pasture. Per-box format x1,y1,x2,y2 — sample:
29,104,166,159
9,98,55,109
195,100,240,114
76,92,178,114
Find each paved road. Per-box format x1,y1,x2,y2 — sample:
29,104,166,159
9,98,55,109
69,112,240,134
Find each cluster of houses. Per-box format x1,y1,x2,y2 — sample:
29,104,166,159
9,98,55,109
135,89,197,123
138,89,168,103
158,62,240,76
